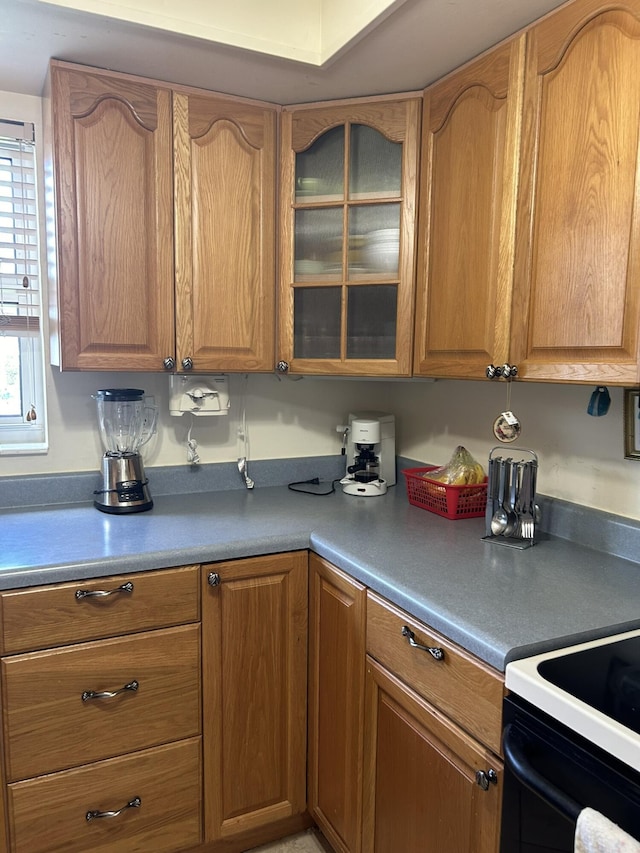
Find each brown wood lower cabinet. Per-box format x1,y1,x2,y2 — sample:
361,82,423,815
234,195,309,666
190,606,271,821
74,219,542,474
362,659,502,853
201,552,309,847
308,555,366,853
363,593,504,853
0,552,504,853
0,565,203,853
308,558,504,853
0,557,310,853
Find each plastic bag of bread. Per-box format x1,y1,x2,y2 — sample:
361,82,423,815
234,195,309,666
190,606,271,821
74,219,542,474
422,446,485,485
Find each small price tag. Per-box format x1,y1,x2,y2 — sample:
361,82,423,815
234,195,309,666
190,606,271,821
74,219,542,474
502,410,519,426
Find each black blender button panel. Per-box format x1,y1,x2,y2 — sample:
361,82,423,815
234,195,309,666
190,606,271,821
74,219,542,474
116,480,145,502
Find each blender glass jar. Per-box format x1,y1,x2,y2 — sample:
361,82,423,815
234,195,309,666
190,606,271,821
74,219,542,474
95,388,156,455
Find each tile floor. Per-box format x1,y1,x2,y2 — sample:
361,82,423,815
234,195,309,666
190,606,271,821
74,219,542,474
246,828,330,852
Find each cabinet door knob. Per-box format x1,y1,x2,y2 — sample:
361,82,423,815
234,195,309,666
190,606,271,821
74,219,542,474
182,357,194,371
207,572,221,587
486,363,518,379
401,625,444,661
86,796,141,822
475,769,498,790
276,360,289,373
163,356,175,370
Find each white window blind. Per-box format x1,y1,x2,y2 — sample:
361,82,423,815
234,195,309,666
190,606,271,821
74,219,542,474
0,119,47,453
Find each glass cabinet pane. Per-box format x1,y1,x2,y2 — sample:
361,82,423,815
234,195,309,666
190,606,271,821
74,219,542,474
294,287,341,358
349,204,400,277
349,124,402,198
347,285,397,359
295,208,343,278
296,126,345,201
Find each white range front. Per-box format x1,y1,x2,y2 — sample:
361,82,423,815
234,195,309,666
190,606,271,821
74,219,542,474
505,627,640,773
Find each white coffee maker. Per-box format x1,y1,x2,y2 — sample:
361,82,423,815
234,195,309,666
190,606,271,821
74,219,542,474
339,412,396,496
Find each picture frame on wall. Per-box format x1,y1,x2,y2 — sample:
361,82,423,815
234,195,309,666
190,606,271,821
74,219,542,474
624,389,640,460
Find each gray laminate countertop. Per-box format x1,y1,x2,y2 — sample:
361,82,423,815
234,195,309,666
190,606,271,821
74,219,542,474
3,482,640,672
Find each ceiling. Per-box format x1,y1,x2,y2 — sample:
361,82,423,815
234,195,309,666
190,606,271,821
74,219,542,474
35,0,413,66
3,0,569,105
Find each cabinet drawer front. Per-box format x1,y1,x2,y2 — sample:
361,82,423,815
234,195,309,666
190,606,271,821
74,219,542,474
2,624,201,781
366,592,503,753
0,565,200,654
8,737,202,853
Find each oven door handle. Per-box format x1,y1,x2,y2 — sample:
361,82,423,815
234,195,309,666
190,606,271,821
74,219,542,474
503,723,582,823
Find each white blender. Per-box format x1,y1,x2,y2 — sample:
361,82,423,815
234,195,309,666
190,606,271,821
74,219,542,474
339,412,396,496
93,388,157,514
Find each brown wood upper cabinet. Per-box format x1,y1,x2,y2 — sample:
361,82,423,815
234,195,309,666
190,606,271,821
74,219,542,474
414,37,524,380
511,0,640,384
46,60,277,372
416,0,640,385
278,97,421,376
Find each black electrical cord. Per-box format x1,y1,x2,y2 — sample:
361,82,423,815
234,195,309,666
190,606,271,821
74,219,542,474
287,477,342,495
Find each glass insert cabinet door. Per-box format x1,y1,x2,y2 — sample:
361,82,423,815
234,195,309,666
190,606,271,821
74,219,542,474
278,98,421,376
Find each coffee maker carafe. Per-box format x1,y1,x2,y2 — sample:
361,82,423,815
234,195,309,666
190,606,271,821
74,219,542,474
340,412,396,496
93,388,157,514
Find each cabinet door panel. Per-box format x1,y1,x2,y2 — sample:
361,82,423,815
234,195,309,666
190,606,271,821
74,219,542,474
48,63,175,371
202,553,307,842
308,555,366,853
362,658,502,853
512,0,640,382
279,98,420,377
174,92,277,372
414,38,524,378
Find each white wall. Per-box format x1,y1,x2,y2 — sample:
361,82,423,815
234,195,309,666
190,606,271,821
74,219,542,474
5,368,637,521
385,379,636,519
2,91,638,521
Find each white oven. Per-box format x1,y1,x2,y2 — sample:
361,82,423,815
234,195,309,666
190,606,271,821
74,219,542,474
501,629,640,851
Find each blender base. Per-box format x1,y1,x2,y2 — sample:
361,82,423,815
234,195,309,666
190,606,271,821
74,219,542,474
94,452,154,513
94,497,154,514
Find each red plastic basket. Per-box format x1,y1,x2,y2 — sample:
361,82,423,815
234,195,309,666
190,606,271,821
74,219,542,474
402,466,487,520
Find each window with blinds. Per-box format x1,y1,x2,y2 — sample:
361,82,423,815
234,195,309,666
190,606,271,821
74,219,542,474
0,119,47,453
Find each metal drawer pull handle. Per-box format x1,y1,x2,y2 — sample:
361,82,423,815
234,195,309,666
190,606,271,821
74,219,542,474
86,796,141,822
75,581,134,600
82,680,139,702
401,626,445,661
